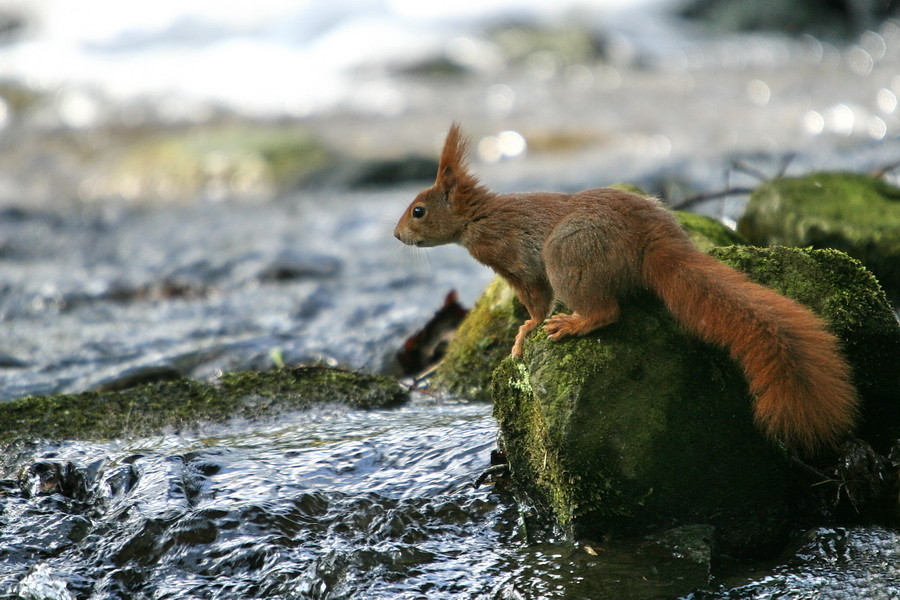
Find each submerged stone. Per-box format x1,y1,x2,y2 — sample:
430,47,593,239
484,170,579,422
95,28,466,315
738,172,900,303
492,246,899,554
0,366,409,443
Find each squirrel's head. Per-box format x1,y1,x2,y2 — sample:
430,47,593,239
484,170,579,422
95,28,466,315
394,123,487,248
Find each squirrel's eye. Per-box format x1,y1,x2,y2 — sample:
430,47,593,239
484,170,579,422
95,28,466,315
412,206,426,218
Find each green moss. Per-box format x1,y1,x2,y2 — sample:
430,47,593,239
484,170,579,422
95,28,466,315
0,366,408,443
738,172,900,302
488,22,602,66
0,80,44,114
93,122,331,201
495,292,788,545
608,183,649,195
675,211,746,250
709,246,892,330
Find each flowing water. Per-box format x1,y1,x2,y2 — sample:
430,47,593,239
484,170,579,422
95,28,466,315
1,398,507,599
3,398,900,599
0,188,496,400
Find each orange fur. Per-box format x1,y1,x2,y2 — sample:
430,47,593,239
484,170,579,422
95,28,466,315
394,123,858,453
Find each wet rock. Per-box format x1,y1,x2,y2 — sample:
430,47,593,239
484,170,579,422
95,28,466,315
256,249,343,282
395,291,469,377
0,10,26,45
292,285,334,320
82,121,332,202
430,277,525,402
21,459,100,501
0,366,409,443
161,257,234,287
398,56,471,77
396,20,605,78
347,156,441,188
310,156,440,189
485,21,606,68
678,0,898,39
0,352,28,368
674,211,746,250
431,208,745,401
491,246,898,555
737,172,900,304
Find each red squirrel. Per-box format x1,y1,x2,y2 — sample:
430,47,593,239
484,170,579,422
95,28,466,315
393,123,858,453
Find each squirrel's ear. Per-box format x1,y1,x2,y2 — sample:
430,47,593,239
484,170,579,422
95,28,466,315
436,122,468,193
437,164,458,193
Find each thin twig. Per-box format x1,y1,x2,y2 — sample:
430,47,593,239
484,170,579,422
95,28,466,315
870,160,900,179
776,152,797,177
730,159,771,181
670,187,755,210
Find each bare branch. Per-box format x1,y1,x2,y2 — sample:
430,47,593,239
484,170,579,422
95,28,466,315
670,187,755,210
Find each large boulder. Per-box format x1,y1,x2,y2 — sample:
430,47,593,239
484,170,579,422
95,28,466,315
491,246,899,554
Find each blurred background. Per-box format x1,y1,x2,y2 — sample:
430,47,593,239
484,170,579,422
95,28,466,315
0,0,898,206
0,0,899,396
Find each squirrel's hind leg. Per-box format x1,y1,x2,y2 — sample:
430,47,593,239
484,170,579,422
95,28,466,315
542,217,625,340
544,299,620,340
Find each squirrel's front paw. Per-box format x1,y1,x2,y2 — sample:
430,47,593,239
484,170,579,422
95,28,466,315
512,318,541,356
511,333,526,357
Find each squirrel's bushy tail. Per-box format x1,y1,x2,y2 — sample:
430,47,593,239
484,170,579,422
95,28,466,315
643,243,858,453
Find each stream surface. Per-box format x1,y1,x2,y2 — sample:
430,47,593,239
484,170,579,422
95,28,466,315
3,398,900,600
0,187,495,400
1,1,900,598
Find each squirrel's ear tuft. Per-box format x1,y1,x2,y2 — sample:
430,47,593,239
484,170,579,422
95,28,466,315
436,122,469,192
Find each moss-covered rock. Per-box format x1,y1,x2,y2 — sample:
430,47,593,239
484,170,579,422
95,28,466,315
431,277,529,401
679,0,876,40
492,246,899,554
0,366,409,443
738,172,900,303
675,211,746,250
84,122,332,202
432,208,744,400
493,294,790,555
